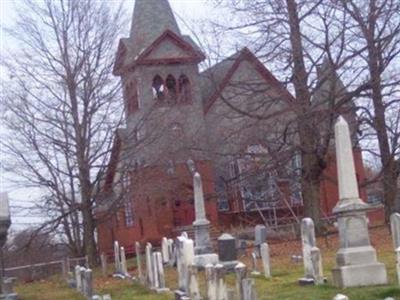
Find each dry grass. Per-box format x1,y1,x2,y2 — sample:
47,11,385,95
16,226,400,300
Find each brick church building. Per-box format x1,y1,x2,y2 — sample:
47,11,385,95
96,0,377,254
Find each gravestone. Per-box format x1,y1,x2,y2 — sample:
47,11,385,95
331,116,387,288
310,247,324,285
145,243,154,288
192,172,219,267
176,235,187,291
182,238,195,294
120,247,128,276
390,213,400,284
254,225,267,258
84,268,93,298
153,252,169,293
298,218,317,285
167,238,175,266
100,253,107,277
161,237,169,264
260,243,271,278
188,264,201,300
218,233,238,270
135,242,144,283
235,262,247,300
113,241,121,274
332,294,349,300
215,264,228,300
242,278,257,300
75,265,82,291
205,264,217,300
250,252,260,275
80,267,86,295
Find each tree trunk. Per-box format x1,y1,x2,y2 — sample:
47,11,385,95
365,2,398,222
286,0,323,229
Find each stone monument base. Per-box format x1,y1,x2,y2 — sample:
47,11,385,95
174,289,190,300
332,246,388,287
220,260,239,271
156,287,170,293
332,263,387,288
194,253,219,268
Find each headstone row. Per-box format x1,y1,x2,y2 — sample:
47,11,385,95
74,265,93,299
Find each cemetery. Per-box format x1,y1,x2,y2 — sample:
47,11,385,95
5,118,400,299
1,0,399,300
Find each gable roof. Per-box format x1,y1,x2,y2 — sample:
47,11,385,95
130,0,180,52
200,48,294,114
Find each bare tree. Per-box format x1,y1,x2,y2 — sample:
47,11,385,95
208,0,374,230
338,0,400,221
1,0,125,265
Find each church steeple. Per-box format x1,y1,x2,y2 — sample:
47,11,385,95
130,0,181,48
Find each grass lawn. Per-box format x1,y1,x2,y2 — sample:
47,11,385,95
15,227,400,300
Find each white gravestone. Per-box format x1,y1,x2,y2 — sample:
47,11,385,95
206,264,218,300
188,264,201,300
310,247,324,285
84,268,93,298
215,264,228,300
331,116,387,288
145,243,154,288
242,278,257,300
153,252,169,293
182,238,195,294
80,267,86,295
390,213,400,284
75,265,82,291
235,262,247,300
192,172,219,267
260,243,271,278
301,218,316,279
251,252,260,275
120,247,128,276
113,241,121,274
100,253,107,277
161,237,170,264
167,238,175,266
135,242,144,283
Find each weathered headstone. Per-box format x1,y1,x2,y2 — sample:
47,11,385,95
235,262,247,300
218,233,238,270
100,253,107,277
301,218,315,278
242,278,257,300
75,265,82,291
182,238,195,294
153,252,169,293
167,238,175,266
161,237,169,264
188,264,201,300
84,268,93,298
114,241,120,274
250,252,260,275
331,116,387,287
260,243,271,278
192,172,219,267
254,225,267,258
80,267,86,295
332,294,349,300
390,213,400,284
120,247,128,276
176,235,187,291
215,264,228,300
391,213,400,250
135,242,144,283
310,247,324,285
205,264,217,300
145,242,154,288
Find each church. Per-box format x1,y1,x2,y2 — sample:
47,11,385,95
96,0,374,254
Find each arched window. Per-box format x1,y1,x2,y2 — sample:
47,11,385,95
166,74,177,104
152,75,165,101
178,74,191,103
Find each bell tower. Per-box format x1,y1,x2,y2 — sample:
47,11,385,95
113,0,207,167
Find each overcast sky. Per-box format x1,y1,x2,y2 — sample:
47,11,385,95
0,0,229,231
